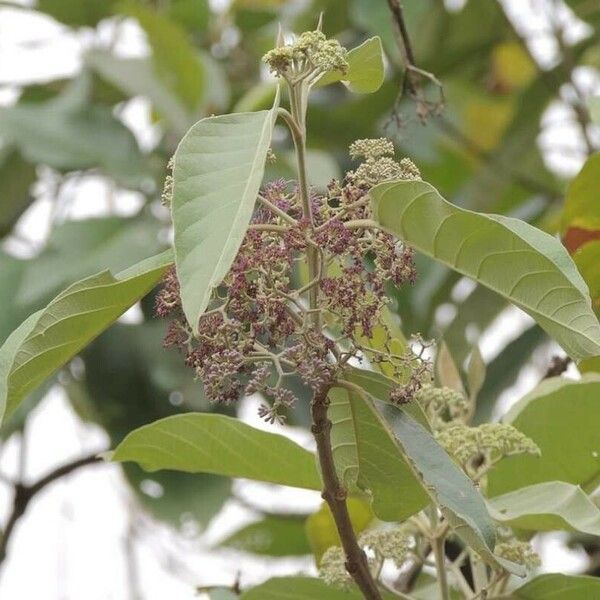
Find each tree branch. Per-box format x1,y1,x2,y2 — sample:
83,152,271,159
0,452,104,566
311,389,382,600
386,0,444,122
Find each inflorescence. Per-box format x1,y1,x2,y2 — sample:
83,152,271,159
263,30,349,84
156,139,429,423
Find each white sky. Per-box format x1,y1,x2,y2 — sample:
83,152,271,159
0,0,597,598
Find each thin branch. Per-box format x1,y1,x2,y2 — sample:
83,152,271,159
0,452,104,566
386,0,444,122
311,388,383,600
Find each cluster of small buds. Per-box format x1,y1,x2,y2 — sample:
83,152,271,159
161,157,174,207
496,539,541,569
388,336,433,405
347,137,422,188
156,138,424,422
435,423,540,473
319,546,353,589
416,384,471,429
359,526,413,568
263,30,348,80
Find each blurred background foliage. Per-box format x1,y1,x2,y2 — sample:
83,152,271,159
0,0,599,590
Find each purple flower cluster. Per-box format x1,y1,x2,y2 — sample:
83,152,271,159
156,141,429,421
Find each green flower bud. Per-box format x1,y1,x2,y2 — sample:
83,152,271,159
496,540,541,569
319,546,352,589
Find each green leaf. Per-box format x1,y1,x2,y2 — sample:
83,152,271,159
467,346,486,400
589,96,600,125
0,149,36,238
86,50,193,136
172,89,280,333
240,576,393,600
305,498,374,562
67,320,231,528
112,413,321,489
219,515,311,556
208,589,238,600
370,180,600,360
343,385,523,573
488,375,600,496
474,325,545,424
488,481,600,536
0,75,147,185
317,37,385,93
0,250,172,425
506,574,600,599
16,216,164,308
573,240,600,302
435,341,465,393
562,152,600,231
122,3,205,111
37,0,117,27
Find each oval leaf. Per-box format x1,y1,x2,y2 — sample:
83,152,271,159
317,37,385,93
172,90,279,333
219,515,311,556
507,574,600,599
488,481,600,536
341,384,522,573
370,180,600,360
0,251,172,425
240,576,394,600
488,375,600,496
112,413,321,490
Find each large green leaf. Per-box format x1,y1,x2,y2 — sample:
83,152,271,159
0,250,172,425
86,50,193,136
506,574,600,599
17,216,164,307
123,3,205,111
220,515,311,556
112,413,321,489
339,384,522,572
370,180,600,360
488,375,600,496
488,481,600,536
240,576,394,600
172,90,279,333
0,75,147,185
68,320,231,528
562,152,600,231
317,37,385,93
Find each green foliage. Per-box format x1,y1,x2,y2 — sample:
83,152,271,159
240,576,394,599
1,1,599,596
488,481,600,536
0,251,172,424
123,3,205,111
562,152,600,231
112,413,321,489
220,515,311,556
508,574,600,599
488,375,600,495
171,91,279,333
371,180,600,360
0,75,147,185
317,37,385,93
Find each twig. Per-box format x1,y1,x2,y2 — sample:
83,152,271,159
0,452,104,566
386,0,444,122
311,388,383,600
543,355,572,379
